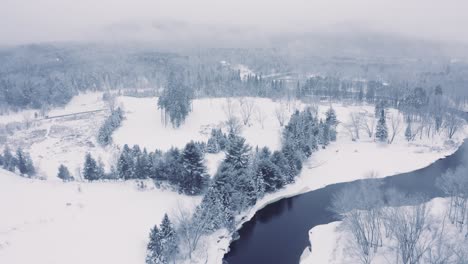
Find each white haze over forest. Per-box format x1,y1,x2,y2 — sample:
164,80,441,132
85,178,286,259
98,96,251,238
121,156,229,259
1,0,468,46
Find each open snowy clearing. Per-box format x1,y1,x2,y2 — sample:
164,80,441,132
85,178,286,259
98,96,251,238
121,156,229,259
0,169,198,264
113,96,291,151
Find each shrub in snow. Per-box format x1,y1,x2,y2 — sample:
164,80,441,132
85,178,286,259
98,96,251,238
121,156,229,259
57,164,74,182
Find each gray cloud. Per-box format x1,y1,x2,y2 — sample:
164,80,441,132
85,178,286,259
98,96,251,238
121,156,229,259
1,0,468,45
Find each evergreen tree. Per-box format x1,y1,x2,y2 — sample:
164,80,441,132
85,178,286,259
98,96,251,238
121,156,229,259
16,148,35,176
271,150,295,184
319,120,330,147
180,142,208,195
375,109,388,142
405,122,413,142
159,214,178,262
134,148,151,179
255,157,284,193
83,153,100,181
225,135,251,170
57,164,73,182
325,107,338,127
157,71,194,128
325,107,337,142
118,144,133,180
206,137,219,153
3,146,16,172
164,148,184,186
146,225,163,264
196,185,234,232
0,153,3,166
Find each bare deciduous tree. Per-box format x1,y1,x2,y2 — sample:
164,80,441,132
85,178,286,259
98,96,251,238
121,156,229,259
345,112,362,140
254,108,267,129
384,197,432,264
173,204,208,260
444,112,463,139
275,101,289,127
361,114,376,139
437,166,468,233
331,175,384,264
238,97,255,126
389,112,403,144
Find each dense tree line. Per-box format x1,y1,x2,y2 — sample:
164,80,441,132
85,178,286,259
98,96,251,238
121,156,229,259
97,107,124,146
0,146,35,177
82,141,209,195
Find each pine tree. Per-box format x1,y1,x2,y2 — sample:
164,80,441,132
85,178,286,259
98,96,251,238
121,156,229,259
118,144,133,180
164,148,184,186
157,71,194,128
57,164,73,182
180,142,208,195
405,122,413,142
16,148,35,176
225,135,251,170
146,225,163,264
196,185,234,231
83,153,99,181
159,214,178,262
325,107,338,127
271,150,295,184
375,109,388,142
319,120,330,147
255,157,284,193
206,137,219,153
3,146,16,172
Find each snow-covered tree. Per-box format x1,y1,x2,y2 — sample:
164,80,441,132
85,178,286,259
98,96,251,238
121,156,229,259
157,71,193,128
146,225,163,264
180,142,208,195
159,214,178,262
57,164,73,182
16,148,35,176
118,144,134,180
405,122,413,142
206,137,219,153
225,135,251,170
83,153,102,181
375,109,388,142
3,146,17,172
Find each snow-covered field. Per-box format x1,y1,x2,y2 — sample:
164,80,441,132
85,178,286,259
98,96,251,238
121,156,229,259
113,96,289,151
301,198,467,264
0,92,467,264
0,169,197,264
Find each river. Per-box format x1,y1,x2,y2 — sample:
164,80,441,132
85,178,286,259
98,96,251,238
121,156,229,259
224,141,467,264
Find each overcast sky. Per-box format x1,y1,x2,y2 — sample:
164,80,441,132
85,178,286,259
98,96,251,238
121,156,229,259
1,0,468,45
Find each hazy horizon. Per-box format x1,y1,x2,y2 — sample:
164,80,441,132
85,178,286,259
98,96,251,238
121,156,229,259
2,0,468,47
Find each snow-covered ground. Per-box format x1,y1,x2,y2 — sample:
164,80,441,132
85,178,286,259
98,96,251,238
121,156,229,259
0,169,197,264
301,197,467,264
113,96,293,151
0,92,109,178
1,92,467,264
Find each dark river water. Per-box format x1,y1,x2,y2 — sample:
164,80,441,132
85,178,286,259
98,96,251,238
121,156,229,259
224,141,467,264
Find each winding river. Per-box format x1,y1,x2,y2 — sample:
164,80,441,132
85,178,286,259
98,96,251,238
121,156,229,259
224,141,467,264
